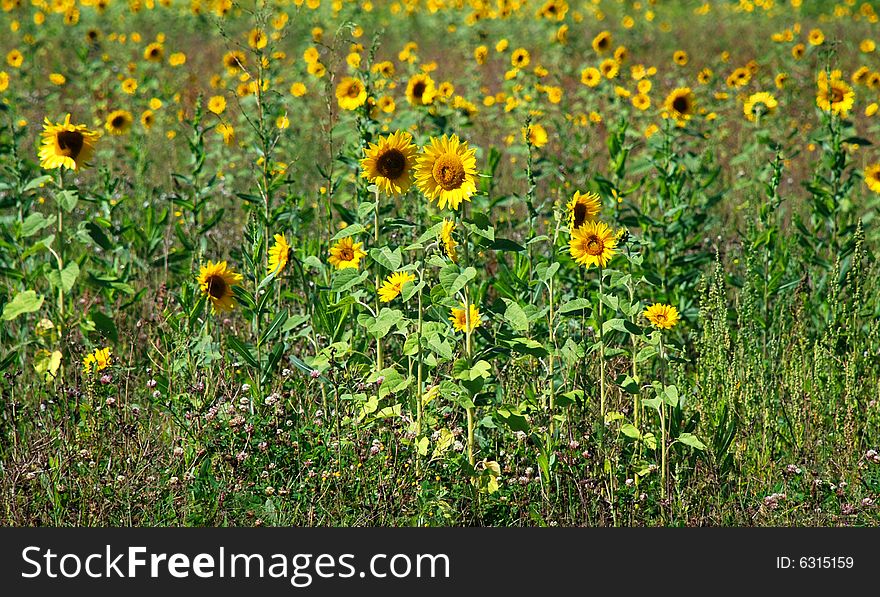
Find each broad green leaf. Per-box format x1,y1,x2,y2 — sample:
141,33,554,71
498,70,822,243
2,290,44,320
677,433,706,451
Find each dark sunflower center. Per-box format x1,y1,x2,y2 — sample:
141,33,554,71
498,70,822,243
598,37,608,50
573,203,587,228
206,275,227,300
432,154,466,190
111,115,126,128
672,95,689,114
376,148,406,179
149,49,160,58
585,235,604,256
57,131,84,159
346,83,360,98
412,82,426,99
831,86,844,103
339,248,354,261
656,314,667,323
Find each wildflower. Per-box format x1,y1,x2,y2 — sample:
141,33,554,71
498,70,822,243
743,92,778,121
663,87,695,122
328,237,367,270
592,31,612,53
38,114,100,170
83,347,112,373
864,164,880,193
267,234,291,274
208,95,226,114
105,110,133,135
197,260,243,312
335,77,367,111
450,303,481,333
439,219,458,262
414,134,478,211
816,70,854,117
523,123,548,148
406,73,436,106
569,220,617,268
378,271,415,303
360,131,418,196
567,191,602,230
643,303,681,329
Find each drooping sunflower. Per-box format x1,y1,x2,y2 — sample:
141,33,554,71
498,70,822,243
569,220,617,268
335,76,366,111
82,347,112,374
414,134,478,211
816,71,854,117
378,271,416,303
592,31,612,53
567,191,602,230
643,303,680,330
743,91,778,121
439,218,458,262
197,260,243,313
450,303,481,333
38,114,100,171
360,130,418,196
406,73,436,106
328,237,367,270
105,109,133,135
663,87,695,122
864,164,880,193
267,233,291,274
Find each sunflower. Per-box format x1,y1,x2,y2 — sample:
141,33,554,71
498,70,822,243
808,28,824,46
0,71,8,92
569,220,617,268
82,347,112,374
632,94,650,111
267,233,291,274
197,260,243,313
592,31,612,53
791,43,805,59
336,76,367,111
406,73,436,106
673,50,688,66
105,110,133,135
248,28,268,50
664,87,695,122
450,303,481,333
144,42,164,62
6,49,23,68
474,45,488,65
414,134,478,211
223,50,246,71
816,71,854,117
328,237,367,270
360,130,418,196
38,114,100,171
567,191,602,230
743,92,778,121
726,67,751,88
523,123,548,148
217,123,235,145
643,303,680,330
208,95,226,114
511,48,530,69
378,271,416,303
580,67,601,87
864,164,880,193
439,218,458,262
140,110,154,129
600,58,619,79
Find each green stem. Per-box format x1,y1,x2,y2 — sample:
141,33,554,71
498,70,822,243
598,268,606,417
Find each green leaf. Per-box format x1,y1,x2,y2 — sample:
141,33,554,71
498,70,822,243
620,423,641,439
260,309,288,346
330,223,365,241
2,290,44,320
495,408,529,432
369,246,402,271
558,298,592,315
23,175,53,193
503,299,529,333
227,335,258,369
438,264,476,297
90,309,118,342
21,213,55,238
47,261,79,293
677,433,706,451
331,268,369,293
616,374,640,395
56,189,78,212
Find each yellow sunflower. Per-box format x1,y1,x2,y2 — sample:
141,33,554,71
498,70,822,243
197,260,243,313
360,130,418,196
743,92,778,121
864,164,880,193
663,87,695,122
406,73,436,106
378,271,416,303
267,233,291,274
569,220,617,268
438,218,459,262
592,31,612,53
511,48,530,69
816,71,854,117
523,123,548,148
208,95,226,115
580,67,601,87
82,347,112,374
223,50,246,71
38,114,100,171
414,134,478,211
336,76,367,111
105,110,133,135
450,303,481,333
567,191,602,230
144,42,164,62
643,303,680,330
140,110,154,129
328,237,367,270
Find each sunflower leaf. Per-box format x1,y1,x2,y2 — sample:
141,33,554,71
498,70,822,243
2,291,45,321
331,223,365,241
227,335,258,369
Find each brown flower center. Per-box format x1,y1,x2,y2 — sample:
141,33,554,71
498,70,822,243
339,248,354,262
432,154,466,191
111,115,127,128
346,83,361,98
376,148,406,179
57,131,84,159
412,81,426,100
585,235,604,256
831,86,844,103
572,203,588,228
206,275,228,300
672,95,690,114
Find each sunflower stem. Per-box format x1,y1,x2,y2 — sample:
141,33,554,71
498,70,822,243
598,268,606,418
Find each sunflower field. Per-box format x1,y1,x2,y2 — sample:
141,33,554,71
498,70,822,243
1,0,880,527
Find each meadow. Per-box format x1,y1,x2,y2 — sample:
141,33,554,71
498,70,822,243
1,0,880,527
